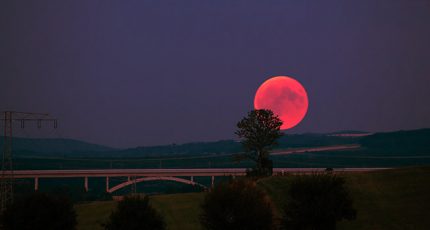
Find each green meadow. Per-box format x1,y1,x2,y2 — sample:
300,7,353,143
76,166,430,230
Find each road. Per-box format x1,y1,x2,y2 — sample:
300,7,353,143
271,144,361,155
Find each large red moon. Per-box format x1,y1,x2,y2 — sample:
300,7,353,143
254,76,309,130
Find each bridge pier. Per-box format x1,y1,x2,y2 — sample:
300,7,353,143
211,176,214,188
131,176,137,194
106,176,109,192
34,177,39,191
84,177,88,192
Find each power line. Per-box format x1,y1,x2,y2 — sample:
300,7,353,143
0,111,57,213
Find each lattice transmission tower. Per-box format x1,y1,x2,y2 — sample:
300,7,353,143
0,111,57,212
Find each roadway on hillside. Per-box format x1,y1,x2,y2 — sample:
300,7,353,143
271,144,361,156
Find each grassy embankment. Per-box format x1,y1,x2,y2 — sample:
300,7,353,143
76,166,430,230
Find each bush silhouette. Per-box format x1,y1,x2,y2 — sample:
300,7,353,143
283,174,356,230
104,195,165,230
200,179,275,230
1,192,77,230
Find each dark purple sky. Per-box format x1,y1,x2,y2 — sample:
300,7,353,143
1,1,430,148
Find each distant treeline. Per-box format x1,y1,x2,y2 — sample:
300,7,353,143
361,129,430,153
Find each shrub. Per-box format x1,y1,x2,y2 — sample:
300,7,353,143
200,179,275,230
104,195,165,230
283,173,356,230
1,192,77,230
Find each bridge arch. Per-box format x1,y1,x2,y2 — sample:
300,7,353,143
107,176,207,193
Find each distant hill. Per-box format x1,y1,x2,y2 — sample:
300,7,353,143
1,132,364,158
0,136,116,155
119,140,242,157
360,128,430,153
4,128,429,158
327,130,369,135
116,133,362,158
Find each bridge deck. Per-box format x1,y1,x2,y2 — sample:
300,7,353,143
0,168,390,179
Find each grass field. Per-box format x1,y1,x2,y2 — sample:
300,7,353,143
75,193,205,230
76,167,430,230
75,200,116,230
151,193,205,230
258,167,430,230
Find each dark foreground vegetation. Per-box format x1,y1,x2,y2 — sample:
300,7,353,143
103,195,165,230
282,174,356,230
200,179,275,230
200,174,356,230
72,166,430,230
1,192,76,230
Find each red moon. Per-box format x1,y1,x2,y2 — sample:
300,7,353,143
254,76,309,130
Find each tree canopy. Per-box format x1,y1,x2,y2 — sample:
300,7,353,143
235,109,283,176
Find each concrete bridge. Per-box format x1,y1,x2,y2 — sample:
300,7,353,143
0,168,389,193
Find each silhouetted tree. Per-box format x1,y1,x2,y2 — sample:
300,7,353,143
283,174,356,230
236,109,283,176
104,195,165,230
1,192,77,230
200,179,275,230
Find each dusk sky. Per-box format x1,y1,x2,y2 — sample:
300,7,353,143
1,1,430,148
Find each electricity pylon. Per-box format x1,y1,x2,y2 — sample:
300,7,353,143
0,111,57,212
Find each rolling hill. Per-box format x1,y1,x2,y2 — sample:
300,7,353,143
0,137,116,156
